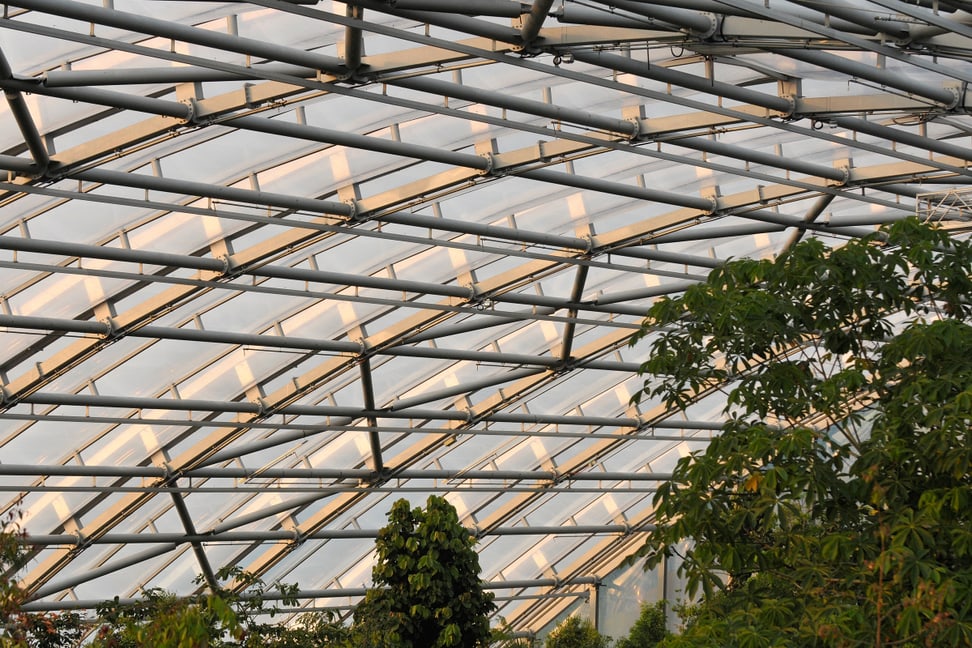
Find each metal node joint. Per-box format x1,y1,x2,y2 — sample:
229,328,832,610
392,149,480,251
344,199,364,222
625,117,645,142
100,317,120,340
478,152,497,176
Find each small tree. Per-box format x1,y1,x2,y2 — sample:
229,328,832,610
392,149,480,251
543,616,608,648
352,495,496,647
614,601,668,648
1,505,83,648
629,219,972,646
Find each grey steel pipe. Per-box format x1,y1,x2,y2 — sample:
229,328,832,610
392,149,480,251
585,0,716,35
765,47,959,108
0,76,192,119
570,49,794,114
391,0,527,17
11,390,711,435
344,4,364,72
786,0,912,39
347,0,522,42
0,313,361,354
8,0,346,73
387,75,638,137
226,114,489,171
19,524,655,548
72,166,352,216
0,48,50,170
0,463,672,482
0,312,641,371
553,5,672,28
0,154,39,173
519,167,716,211
520,0,557,43
0,235,225,272
23,575,607,610
29,544,178,600
664,0,906,34
832,116,972,162
42,63,317,86
673,136,849,183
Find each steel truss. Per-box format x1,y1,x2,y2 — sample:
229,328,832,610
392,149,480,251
1,0,972,636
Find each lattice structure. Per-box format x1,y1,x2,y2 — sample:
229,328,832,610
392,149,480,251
1,0,972,639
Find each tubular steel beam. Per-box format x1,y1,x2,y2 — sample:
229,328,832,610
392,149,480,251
19,524,656,548
520,0,557,44
585,0,717,35
0,47,50,170
0,464,674,483
168,489,218,590
7,0,347,74
22,575,607,611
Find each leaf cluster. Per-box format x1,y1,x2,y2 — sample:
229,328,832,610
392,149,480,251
542,616,609,648
351,495,496,648
630,219,972,647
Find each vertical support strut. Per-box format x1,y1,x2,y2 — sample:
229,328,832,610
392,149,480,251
560,263,590,364
0,47,50,172
520,0,556,45
358,357,384,474
168,487,218,591
344,4,363,73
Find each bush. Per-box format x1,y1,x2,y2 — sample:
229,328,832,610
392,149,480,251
543,616,608,648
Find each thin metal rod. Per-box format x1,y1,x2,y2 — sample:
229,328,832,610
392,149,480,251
22,575,606,610
10,391,720,430
0,413,721,442
20,524,656,548
0,463,674,482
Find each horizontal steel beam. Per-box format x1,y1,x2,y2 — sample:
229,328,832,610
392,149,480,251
21,576,604,611
7,391,694,431
0,463,672,482
8,0,347,73
19,523,656,547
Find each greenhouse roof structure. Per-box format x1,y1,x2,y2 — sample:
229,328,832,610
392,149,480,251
2,0,972,636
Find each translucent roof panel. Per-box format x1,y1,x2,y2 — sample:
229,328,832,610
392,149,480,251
2,0,972,635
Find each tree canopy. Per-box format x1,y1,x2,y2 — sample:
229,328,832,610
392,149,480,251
351,495,496,648
630,219,972,647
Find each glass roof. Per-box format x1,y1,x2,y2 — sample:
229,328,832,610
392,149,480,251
2,0,972,634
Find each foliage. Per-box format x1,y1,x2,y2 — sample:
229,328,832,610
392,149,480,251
542,616,609,648
1,515,349,648
351,495,496,648
1,505,84,648
614,601,669,648
88,568,349,647
491,617,539,647
630,219,972,647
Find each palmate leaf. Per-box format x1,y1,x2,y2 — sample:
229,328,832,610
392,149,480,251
631,219,972,647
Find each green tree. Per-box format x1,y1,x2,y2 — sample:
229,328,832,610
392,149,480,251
629,219,972,647
351,495,496,648
614,601,669,648
1,505,83,648
89,568,350,647
542,616,608,648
